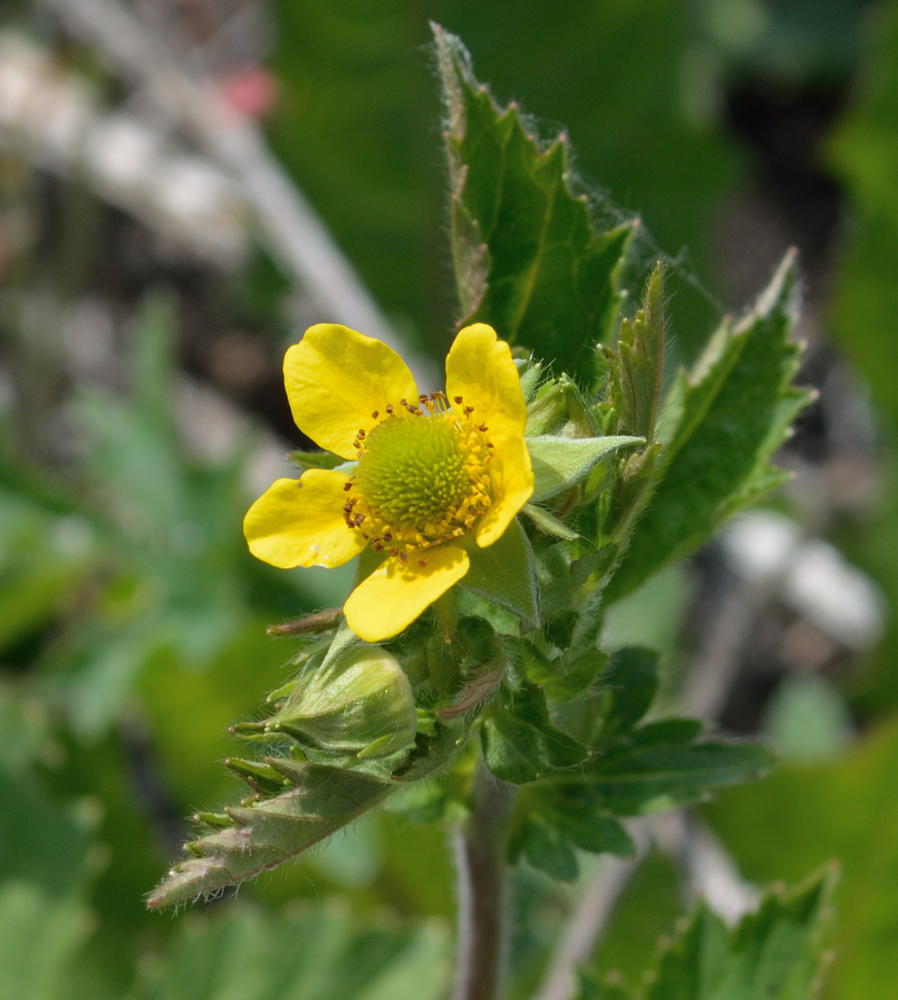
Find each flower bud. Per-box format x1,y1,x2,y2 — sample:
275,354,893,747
261,644,417,758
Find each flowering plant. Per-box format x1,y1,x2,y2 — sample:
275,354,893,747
150,25,827,1000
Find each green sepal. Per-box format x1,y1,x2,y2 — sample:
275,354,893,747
527,435,644,502
224,758,290,796
463,517,539,630
287,450,354,473
525,373,603,438
481,682,588,784
521,503,579,540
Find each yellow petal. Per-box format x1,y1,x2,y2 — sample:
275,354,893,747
284,324,418,460
243,470,368,569
476,434,534,548
445,323,527,441
344,546,470,642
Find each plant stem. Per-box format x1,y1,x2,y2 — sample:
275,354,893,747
452,764,515,1000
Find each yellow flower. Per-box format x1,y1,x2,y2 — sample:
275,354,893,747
244,322,534,642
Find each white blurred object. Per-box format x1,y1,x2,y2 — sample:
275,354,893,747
0,31,248,265
722,510,886,650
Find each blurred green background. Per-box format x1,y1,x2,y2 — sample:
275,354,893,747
1,0,897,997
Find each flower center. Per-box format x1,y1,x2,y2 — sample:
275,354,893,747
343,394,492,559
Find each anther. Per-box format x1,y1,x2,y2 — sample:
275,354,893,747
464,406,475,415
386,404,394,414
453,395,463,405
343,482,352,491
418,559,427,567
398,552,408,563
371,410,379,419
357,429,366,439
419,395,429,404
478,424,488,432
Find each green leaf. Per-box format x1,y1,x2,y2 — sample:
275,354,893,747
147,761,396,908
139,902,449,1000
434,25,634,382
643,867,837,1000
463,517,539,630
607,251,812,601
579,738,775,816
702,711,898,998
481,683,587,784
528,435,644,503
509,782,634,881
599,647,660,735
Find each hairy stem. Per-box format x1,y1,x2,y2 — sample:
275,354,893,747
452,765,515,1000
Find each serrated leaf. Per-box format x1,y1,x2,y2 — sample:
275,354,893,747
528,435,644,503
481,683,587,784
643,867,837,1000
607,251,812,601
148,762,395,908
463,516,539,629
435,25,634,381
578,739,775,816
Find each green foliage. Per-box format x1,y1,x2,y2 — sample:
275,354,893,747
481,681,588,785
0,882,95,1000
702,712,898,1000
612,263,665,444
148,760,396,909
138,904,448,1000
505,647,772,882
829,0,898,423
607,251,812,601
579,867,836,1000
463,517,540,628
435,25,634,382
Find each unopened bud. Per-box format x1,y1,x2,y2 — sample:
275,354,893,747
262,645,417,758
